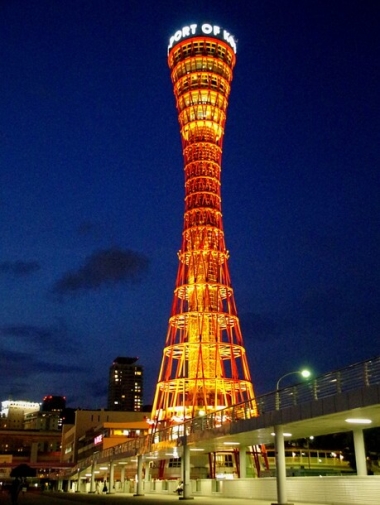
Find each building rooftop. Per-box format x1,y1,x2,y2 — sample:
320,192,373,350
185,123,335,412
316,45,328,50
112,357,139,365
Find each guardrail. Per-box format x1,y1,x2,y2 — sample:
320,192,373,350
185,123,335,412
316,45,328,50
256,354,380,414
77,355,380,471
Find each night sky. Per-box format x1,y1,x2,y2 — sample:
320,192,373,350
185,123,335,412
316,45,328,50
1,0,379,408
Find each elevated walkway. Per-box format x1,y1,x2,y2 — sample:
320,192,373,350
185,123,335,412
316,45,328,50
63,356,380,505
150,356,380,455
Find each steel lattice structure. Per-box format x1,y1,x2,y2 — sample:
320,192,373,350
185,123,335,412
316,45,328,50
152,25,256,427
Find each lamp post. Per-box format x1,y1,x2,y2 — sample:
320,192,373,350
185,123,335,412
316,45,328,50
275,369,311,410
272,369,311,505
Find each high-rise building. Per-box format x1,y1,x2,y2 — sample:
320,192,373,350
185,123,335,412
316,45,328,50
108,357,143,411
151,24,256,428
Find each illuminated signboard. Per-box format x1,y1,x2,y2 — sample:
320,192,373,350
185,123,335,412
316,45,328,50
94,434,103,445
168,23,237,54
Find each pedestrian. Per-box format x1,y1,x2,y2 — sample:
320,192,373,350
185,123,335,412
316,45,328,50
10,478,22,505
174,480,183,495
102,481,108,494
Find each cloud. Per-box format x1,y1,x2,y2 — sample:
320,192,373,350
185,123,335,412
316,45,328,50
35,361,85,374
51,247,149,295
0,325,53,341
0,347,85,379
0,321,79,354
0,346,88,401
0,260,41,277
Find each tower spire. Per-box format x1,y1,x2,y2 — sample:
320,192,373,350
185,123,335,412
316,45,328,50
152,23,255,427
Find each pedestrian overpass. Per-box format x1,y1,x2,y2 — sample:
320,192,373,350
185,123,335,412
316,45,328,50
70,356,380,505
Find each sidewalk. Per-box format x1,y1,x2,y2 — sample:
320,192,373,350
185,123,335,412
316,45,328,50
5,490,328,505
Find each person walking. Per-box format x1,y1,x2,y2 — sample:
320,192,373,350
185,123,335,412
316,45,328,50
10,478,22,505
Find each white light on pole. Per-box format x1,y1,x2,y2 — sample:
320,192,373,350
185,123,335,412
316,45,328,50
276,369,311,391
275,369,311,410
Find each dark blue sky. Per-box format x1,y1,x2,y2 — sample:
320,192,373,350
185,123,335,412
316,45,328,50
0,0,379,407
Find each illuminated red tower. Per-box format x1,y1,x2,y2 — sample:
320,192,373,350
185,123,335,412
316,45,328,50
152,23,256,428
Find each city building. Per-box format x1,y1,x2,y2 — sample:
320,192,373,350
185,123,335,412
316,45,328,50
0,398,70,480
76,419,149,460
42,395,66,412
0,400,41,430
107,357,143,411
22,395,68,431
61,409,146,466
41,395,67,430
151,23,256,429
24,410,62,431
0,427,63,480
58,410,149,492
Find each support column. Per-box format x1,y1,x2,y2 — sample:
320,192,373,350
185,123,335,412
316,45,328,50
76,469,81,492
353,428,367,476
145,460,150,482
180,439,193,500
89,461,95,493
134,455,144,496
271,425,293,505
30,442,39,464
239,448,247,478
120,465,125,493
109,461,115,494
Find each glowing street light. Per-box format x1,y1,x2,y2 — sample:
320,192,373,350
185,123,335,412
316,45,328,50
275,369,311,410
276,369,311,391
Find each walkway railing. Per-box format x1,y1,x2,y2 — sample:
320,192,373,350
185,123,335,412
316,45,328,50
257,354,380,414
78,355,380,470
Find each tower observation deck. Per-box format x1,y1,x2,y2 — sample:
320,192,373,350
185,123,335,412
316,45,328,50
151,24,256,428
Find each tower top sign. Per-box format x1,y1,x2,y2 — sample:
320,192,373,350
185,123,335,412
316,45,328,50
168,23,237,54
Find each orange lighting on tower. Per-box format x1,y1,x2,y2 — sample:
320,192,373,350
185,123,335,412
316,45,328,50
152,23,256,427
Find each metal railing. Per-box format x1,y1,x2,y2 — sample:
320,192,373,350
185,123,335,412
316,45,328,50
75,355,380,472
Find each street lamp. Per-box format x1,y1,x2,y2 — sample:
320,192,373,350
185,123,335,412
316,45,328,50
275,369,311,410
276,369,311,391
